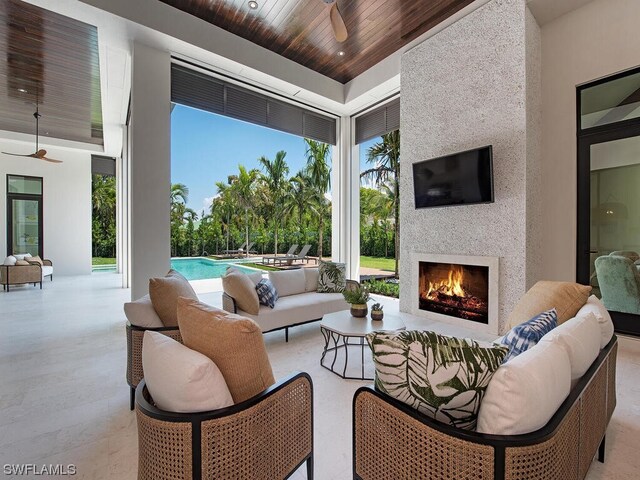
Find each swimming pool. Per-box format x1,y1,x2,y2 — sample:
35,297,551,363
170,258,260,281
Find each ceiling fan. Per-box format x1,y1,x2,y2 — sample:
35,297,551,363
323,0,348,43
2,105,63,163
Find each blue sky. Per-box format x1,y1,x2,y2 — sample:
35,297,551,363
171,104,378,214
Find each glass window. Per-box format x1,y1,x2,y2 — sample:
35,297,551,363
580,70,640,130
7,175,42,195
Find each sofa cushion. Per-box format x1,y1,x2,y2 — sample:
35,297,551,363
497,309,557,362
15,260,30,266
255,278,278,308
540,312,601,382
268,269,306,297
177,297,275,404
304,268,320,292
576,295,615,349
41,266,53,279
226,266,263,285
142,331,233,413
13,253,32,260
149,269,198,327
476,340,571,435
124,294,164,328
222,270,260,315
4,256,16,266
508,281,591,328
317,261,346,293
237,292,349,332
367,330,508,430
28,255,44,266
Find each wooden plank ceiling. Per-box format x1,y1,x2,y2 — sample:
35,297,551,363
159,0,475,83
0,0,102,146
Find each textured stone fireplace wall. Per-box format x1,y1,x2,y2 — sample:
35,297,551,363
399,0,541,333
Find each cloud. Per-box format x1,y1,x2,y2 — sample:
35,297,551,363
202,196,215,211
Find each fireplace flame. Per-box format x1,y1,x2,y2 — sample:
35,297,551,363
426,266,467,298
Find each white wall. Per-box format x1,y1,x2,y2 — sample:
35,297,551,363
129,43,171,300
540,0,640,281
0,141,92,275
399,0,541,333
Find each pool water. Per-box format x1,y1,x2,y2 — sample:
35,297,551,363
170,258,259,281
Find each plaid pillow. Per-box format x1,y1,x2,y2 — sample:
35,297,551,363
497,308,557,362
255,278,278,308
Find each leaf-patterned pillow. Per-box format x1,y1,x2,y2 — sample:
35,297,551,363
317,261,346,293
367,330,508,430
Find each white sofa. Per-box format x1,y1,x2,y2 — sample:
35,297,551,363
223,267,352,341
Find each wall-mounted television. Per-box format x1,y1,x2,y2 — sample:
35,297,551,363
413,145,494,209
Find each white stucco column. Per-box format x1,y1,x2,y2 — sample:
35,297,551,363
129,42,171,299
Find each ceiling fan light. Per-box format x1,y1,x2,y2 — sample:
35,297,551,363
248,1,258,9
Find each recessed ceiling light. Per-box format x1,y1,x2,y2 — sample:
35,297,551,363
248,1,258,9
18,88,27,93
338,51,345,56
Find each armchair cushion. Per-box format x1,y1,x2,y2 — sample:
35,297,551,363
142,331,233,413
15,260,30,266
28,255,43,266
124,294,164,328
13,253,32,260
367,330,507,430
177,297,275,404
149,269,198,327
3,256,16,266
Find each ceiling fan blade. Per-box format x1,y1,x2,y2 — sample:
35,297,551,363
41,157,63,163
2,151,36,158
329,3,348,42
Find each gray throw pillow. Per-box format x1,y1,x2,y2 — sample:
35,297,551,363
367,330,508,430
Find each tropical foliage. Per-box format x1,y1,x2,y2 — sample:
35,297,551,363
342,284,371,305
92,174,116,259
361,130,400,275
170,139,334,259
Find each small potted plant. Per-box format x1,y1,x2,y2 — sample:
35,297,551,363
343,285,370,318
370,303,384,321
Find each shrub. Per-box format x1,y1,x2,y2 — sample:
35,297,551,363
365,279,399,298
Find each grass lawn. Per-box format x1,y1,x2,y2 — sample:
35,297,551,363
242,262,280,272
92,257,116,266
360,255,395,272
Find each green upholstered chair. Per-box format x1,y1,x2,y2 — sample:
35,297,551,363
595,255,640,314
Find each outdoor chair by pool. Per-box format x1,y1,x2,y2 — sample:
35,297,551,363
262,244,298,265
274,244,315,266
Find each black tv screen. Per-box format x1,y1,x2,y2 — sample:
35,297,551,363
413,146,494,209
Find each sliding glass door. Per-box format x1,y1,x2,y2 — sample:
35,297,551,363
577,67,640,335
6,175,43,258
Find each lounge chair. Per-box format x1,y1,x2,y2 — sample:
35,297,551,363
262,244,298,265
274,244,314,266
222,242,247,256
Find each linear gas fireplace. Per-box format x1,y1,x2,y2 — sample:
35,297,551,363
419,262,489,323
411,253,499,335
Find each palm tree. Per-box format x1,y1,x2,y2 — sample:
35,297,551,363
91,174,116,258
304,139,332,260
284,170,313,243
258,151,290,255
361,130,400,275
229,166,259,257
214,181,235,253
170,183,190,256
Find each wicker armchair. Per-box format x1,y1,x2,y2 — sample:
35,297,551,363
1,259,53,291
136,372,314,480
126,322,182,410
353,337,617,480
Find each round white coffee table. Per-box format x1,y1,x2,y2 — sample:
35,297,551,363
320,310,406,380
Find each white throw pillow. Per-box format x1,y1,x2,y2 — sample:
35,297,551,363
3,256,16,266
226,266,263,285
13,253,31,261
539,312,601,381
124,295,164,328
268,269,306,297
477,340,571,435
304,268,320,292
576,295,615,349
142,331,233,413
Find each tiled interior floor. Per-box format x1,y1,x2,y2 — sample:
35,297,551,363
1,273,638,479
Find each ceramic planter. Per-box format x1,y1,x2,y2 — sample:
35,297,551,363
350,304,368,318
371,310,384,321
